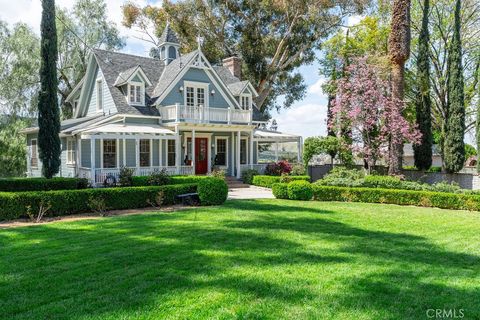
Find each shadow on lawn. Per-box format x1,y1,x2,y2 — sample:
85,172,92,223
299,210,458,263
0,200,479,319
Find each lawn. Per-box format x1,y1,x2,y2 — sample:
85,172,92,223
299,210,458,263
1,200,479,320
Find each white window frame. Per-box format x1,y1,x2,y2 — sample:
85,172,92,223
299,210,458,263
127,81,145,106
102,139,117,169
184,81,209,107
214,137,229,168
30,138,38,168
66,138,77,166
96,78,103,111
167,139,176,166
240,94,252,110
139,139,151,167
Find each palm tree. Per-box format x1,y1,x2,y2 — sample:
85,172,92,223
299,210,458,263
388,0,411,175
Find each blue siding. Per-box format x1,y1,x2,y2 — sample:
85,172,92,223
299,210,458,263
126,139,136,167
85,67,116,117
95,140,101,168
81,140,91,167
59,138,75,177
159,68,234,108
153,140,159,166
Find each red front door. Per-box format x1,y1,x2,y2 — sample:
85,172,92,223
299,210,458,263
195,138,208,174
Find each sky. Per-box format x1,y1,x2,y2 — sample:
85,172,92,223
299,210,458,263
0,0,348,139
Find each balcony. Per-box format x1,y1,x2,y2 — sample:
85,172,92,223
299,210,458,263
160,104,252,125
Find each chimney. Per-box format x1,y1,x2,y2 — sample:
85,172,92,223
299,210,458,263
222,56,242,80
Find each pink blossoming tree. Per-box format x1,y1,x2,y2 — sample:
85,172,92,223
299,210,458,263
330,57,420,174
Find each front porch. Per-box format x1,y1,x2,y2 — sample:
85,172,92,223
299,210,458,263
69,122,301,186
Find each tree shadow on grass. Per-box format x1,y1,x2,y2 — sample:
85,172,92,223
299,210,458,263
0,203,479,319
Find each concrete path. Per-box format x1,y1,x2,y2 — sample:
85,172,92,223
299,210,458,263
228,186,274,200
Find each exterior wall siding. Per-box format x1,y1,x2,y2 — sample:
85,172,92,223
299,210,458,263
125,139,136,167
85,67,117,117
159,68,233,108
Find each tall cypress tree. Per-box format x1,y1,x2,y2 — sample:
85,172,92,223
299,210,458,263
443,0,465,173
38,0,61,178
413,0,433,170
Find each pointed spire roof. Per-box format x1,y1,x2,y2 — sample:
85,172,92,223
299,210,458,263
158,22,179,45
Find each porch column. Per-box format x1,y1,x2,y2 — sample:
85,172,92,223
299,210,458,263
192,130,196,174
275,142,279,162
231,131,235,176
175,127,181,174
90,137,95,185
123,135,126,168
77,136,81,171
149,138,153,167
249,131,254,169
135,138,139,173
297,137,302,163
116,138,120,168
159,138,163,167
236,130,241,179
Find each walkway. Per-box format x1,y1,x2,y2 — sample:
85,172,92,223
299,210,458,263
228,186,274,200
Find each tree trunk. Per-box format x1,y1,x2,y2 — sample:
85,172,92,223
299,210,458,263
389,63,405,175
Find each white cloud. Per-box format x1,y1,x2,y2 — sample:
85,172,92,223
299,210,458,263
272,103,328,139
307,77,327,97
0,0,159,56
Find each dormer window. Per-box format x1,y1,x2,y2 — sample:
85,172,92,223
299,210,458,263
128,82,144,106
240,94,252,110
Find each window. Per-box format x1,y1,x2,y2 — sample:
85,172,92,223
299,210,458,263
168,140,176,166
139,139,150,167
215,138,227,166
31,139,38,168
96,79,103,110
184,82,208,107
240,95,251,109
128,83,144,105
73,100,79,114
66,139,76,165
103,139,116,168
240,139,247,164
186,87,195,107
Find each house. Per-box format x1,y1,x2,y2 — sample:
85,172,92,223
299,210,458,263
23,24,302,185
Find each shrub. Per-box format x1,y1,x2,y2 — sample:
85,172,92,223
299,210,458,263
363,175,403,189
265,160,292,176
148,169,171,186
272,183,289,199
242,169,259,184
209,169,226,180
119,166,134,186
197,178,228,205
310,185,480,211
431,181,462,193
290,164,306,176
287,180,313,200
252,175,310,188
131,175,208,186
0,177,89,192
427,166,442,173
0,184,198,221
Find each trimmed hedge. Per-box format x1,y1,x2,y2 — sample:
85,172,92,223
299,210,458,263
0,177,89,192
0,184,197,221
272,183,289,199
252,175,310,188
197,178,228,205
287,180,313,200
131,175,210,186
312,185,480,211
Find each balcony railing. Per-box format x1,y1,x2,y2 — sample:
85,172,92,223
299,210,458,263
161,104,252,124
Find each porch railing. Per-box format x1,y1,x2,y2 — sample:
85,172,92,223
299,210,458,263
93,166,194,186
161,104,252,124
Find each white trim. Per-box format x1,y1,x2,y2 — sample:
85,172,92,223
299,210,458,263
214,136,229,168
66,76,85,103
240,93,252,110
96,78,103,112
183,81,209,107
115,66,153,87
127,81,145,106
75,54,96,118
240,137,249,165
66,137,77,166
100,138,104,169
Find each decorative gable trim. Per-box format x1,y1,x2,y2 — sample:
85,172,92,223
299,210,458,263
74,54,97,118
65,76,85,103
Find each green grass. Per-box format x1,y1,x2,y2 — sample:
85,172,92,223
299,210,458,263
1,200,479,319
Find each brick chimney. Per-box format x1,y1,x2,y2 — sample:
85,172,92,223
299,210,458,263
222,56,242,80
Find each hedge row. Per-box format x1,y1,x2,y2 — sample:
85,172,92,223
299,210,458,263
272,182,480,211
0,177,89,192
0,184,197,221
252,175,310,188
131,175,210,186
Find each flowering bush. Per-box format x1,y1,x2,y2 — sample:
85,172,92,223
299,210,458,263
265,161,292,176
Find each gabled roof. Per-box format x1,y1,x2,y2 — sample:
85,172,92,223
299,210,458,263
93,49,164,116
114,65,152,87
227,81,250,96
158,23,180,44
213,65,241,85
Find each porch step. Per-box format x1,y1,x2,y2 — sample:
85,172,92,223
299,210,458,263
225,177,250,189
